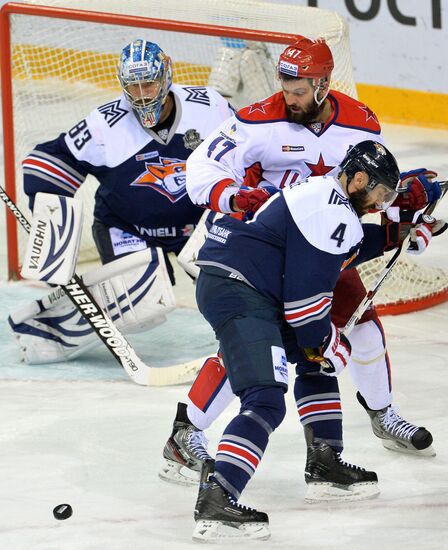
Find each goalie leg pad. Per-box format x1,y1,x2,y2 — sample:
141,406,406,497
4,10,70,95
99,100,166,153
9,247,176,364
21,193,83,285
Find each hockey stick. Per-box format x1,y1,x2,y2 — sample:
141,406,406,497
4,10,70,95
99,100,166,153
1,185,203,386
343,180,448,337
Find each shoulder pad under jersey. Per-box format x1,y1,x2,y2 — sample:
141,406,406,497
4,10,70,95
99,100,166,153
283,176,363,255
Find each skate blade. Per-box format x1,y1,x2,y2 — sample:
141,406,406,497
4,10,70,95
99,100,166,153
382,440,436,457
192,519,270,543
158,459,200,487
305,481,380,503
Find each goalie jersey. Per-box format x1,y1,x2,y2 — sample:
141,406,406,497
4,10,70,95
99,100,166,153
23,84,233,249
197,176,385,348
186,90,385,212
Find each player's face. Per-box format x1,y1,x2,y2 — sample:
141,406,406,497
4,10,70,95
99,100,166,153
126,80,162,106
349,179,398,216
280,78,322,124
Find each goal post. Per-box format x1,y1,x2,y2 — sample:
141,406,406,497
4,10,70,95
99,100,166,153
1,0,447,315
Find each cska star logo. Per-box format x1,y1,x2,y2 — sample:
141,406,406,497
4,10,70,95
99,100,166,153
305,154,335,176
131,157,187,203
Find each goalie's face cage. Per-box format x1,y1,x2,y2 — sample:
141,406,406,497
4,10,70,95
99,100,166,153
118,39,173,128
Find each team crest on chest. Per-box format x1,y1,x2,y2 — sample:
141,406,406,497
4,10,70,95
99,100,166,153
97,99,128,127
309,122,323,134
130,156,187,203
183,129,203,150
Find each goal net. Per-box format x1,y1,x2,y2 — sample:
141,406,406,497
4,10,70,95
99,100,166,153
1,0,447,314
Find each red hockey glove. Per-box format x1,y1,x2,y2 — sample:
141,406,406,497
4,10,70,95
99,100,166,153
231,186,277,214
382,209,447,253
303,323,351,377
394,169,440,211
408,214,448,255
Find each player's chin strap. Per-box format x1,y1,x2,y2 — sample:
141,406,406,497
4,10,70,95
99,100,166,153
343,179,448,337
0,185,200,386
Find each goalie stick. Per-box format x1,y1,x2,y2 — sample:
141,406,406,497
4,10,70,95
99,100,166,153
343,180,448,337
0,185,203,386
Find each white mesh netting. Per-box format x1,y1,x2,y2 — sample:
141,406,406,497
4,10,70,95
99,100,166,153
3,0,448,310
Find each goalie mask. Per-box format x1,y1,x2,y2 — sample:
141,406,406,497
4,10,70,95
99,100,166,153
339,140,402,210
278,37,334,106
118,39,173,128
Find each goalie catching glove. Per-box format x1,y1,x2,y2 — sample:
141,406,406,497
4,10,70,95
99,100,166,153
394,168,440,211
382,208,447,254
303,323,351,376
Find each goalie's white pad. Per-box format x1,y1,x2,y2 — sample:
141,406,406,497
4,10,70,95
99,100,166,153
21,193,83,285
9,248,175,364
177,210,224,279
239,42,278,104
208,46,243,98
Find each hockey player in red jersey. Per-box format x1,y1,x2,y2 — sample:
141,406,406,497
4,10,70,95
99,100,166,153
159,37,442,496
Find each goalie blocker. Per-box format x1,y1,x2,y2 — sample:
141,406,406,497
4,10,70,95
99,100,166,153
21,193,83,285
9,247,175,364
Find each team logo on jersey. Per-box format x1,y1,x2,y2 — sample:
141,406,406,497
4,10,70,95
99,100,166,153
130,157,187,203
359,104,379,124
282,145,305,152
183,129,203,150
309,122,323,134
157,128,169,142
184,86,210,106
248,100,271,115
328,188,351,210
97,99,128,127
305,154,335,176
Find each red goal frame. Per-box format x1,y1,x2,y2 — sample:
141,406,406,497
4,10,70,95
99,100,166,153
0,1,297,280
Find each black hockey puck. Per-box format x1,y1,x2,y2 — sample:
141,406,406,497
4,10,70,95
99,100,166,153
53,504,73,520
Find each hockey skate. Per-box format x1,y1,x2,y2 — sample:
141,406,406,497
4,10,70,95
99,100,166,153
304,440,379,503
192,461,270,542
357,393,435,457
159,402,213,487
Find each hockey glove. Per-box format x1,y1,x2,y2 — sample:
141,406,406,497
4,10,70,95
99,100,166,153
231,185,277,215
394,169,440,211
408,214,448,255
303,323,351,377
382,209,447,253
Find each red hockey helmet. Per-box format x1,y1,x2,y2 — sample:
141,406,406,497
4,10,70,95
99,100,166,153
278,36,334,82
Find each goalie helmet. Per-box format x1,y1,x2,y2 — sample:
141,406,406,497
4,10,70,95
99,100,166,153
118,39,173,128
278,36,334,82
339,140,402,208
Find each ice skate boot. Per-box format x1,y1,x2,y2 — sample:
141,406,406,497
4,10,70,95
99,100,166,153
192,461,270,542
159,402,214,486
304,426,379,503
357,392,435,457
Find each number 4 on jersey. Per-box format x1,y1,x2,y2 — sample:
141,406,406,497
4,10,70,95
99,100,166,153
331,223,347,247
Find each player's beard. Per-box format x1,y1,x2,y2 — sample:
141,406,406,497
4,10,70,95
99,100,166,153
285,99,323,125
349,190,374,217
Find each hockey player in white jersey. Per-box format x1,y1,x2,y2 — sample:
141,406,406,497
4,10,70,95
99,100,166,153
191,141,409,541
10,39,234,364
160,36,444,492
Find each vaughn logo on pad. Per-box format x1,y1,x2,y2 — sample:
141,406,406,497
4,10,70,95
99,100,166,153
21,193,83,285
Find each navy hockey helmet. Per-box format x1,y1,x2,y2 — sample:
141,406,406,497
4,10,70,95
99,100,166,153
339,140,402,209
118,39,172,128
